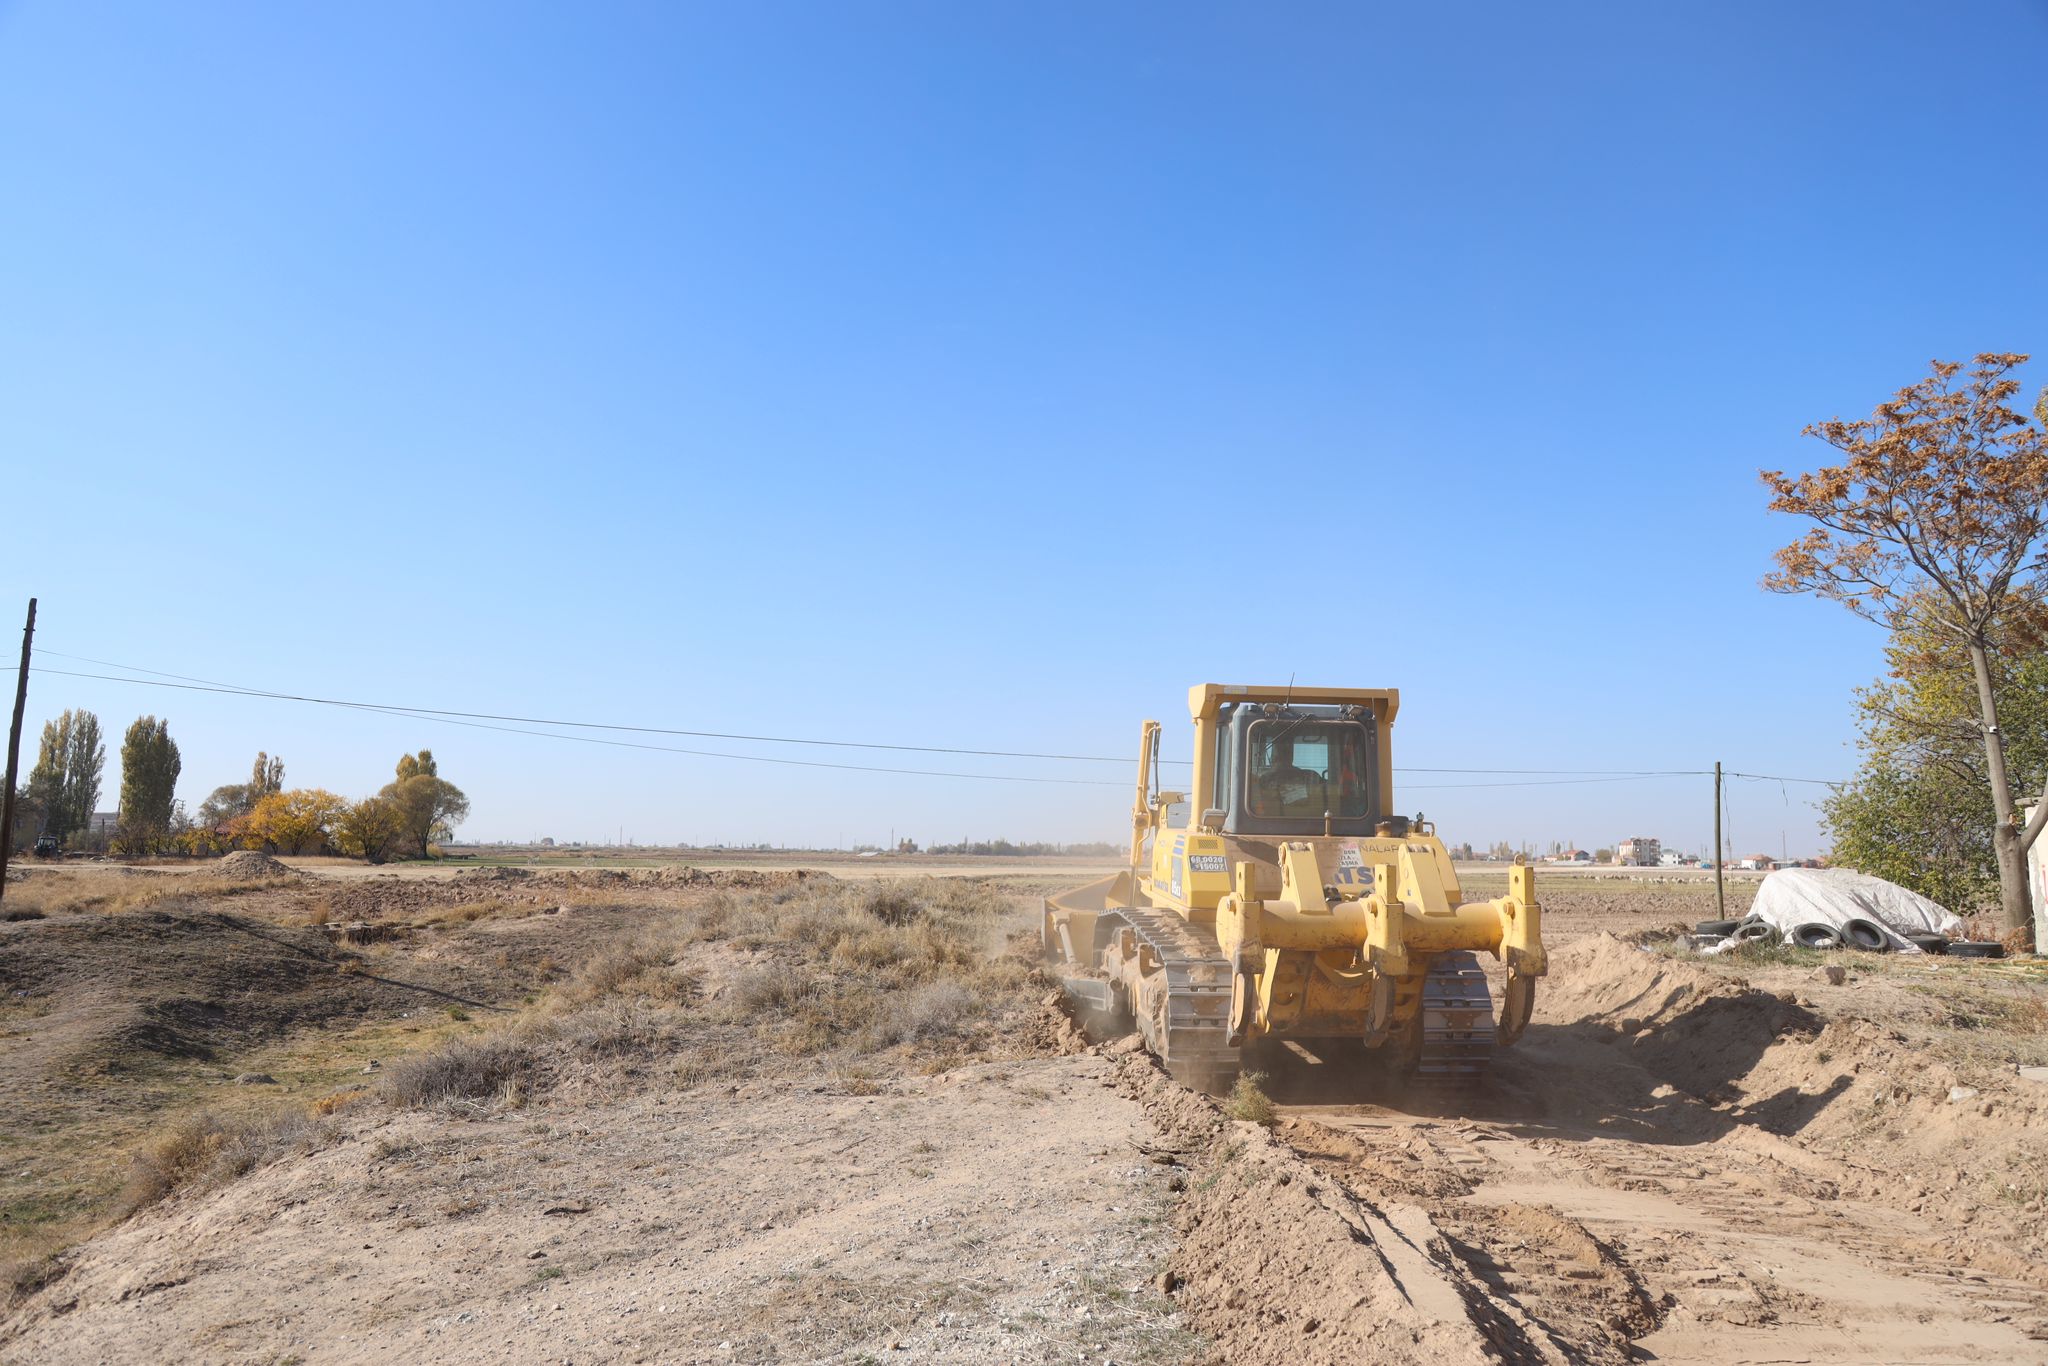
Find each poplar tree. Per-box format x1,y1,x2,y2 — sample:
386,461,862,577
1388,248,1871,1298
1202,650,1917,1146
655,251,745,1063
119,716,183,840
23,709,104,841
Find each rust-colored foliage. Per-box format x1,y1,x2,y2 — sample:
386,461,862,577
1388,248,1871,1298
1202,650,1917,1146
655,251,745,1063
1765,354,2048,938
1761,353,2048,636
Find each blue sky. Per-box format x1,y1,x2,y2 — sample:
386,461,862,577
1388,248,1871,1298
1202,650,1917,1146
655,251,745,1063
3,2,2045,855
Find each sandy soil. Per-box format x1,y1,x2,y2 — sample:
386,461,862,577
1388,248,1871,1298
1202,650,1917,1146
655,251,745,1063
4,860,2045,1364
2,1054,1192,1365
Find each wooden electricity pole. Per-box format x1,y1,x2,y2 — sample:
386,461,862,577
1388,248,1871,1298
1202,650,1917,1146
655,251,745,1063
1713,760,1725,923
0,598,37,906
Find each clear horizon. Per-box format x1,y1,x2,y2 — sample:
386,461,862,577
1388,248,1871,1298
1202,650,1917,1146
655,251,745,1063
5,3,2046,861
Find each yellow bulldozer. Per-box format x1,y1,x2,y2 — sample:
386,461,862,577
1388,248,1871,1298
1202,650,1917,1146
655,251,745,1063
1045,684,1547,1094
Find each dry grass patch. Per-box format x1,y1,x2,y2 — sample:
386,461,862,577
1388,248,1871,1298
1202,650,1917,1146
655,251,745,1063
118,1107,338,1215
375,878,1042,1112
378,1001,694,1110
0,877,1052,1317
690,878,1037,1055
1,871,296,919
430,899,526,925
380,1033,545,1108
557,933,701,1006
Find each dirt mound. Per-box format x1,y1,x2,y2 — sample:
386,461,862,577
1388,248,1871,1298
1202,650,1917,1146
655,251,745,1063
1520,934,2048,1268
1535,934,1821,1106
0,909,490,1080
212,851,299,881
452,865,533,883
1103,1051,1558,1364
528,865,832,892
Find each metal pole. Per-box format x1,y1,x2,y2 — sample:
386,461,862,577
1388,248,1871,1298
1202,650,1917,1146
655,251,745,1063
1714,760,1725,922
0,598,38,906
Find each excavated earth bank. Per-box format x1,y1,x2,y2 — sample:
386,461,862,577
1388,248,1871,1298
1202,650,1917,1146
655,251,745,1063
1106,932,2048,1364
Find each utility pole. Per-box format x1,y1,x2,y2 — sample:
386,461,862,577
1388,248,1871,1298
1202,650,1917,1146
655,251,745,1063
1713,760,1725,923
0,599,37,907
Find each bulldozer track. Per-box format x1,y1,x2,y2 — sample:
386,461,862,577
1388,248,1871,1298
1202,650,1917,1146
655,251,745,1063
1097,914,1505,1095
1111,905,1240,1092
1415,949,1497,1092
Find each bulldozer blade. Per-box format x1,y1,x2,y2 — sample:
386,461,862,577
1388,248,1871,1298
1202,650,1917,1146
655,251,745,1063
1061,977,1117,1014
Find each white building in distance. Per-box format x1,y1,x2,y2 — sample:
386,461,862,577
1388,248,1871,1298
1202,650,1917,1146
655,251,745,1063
1615,837,1661,867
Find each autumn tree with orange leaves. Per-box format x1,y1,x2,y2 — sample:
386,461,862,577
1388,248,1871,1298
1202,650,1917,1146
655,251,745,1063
1763,353,2048,941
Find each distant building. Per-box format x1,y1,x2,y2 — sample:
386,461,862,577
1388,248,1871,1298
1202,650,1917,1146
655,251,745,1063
1658,850,1686,867
1615,837,1661,867
88,811,119,835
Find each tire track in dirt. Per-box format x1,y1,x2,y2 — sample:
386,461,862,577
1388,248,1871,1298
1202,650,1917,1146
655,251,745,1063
1285,1104,2048,1362
1105,930,2048,1364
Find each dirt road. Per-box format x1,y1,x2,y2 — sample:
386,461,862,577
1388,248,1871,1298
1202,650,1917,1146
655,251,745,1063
2,1054,1193,1365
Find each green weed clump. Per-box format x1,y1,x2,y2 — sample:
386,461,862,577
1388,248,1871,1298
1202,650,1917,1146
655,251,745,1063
1223,1072,1276,1126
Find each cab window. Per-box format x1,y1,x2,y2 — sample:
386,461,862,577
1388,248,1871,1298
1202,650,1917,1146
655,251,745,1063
1246,720,1371,820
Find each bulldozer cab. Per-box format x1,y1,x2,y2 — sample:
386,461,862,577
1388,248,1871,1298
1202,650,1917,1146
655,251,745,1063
1212,702,1383,837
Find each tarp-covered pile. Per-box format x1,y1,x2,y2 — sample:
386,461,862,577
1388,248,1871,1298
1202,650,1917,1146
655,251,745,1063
1730,867,1963,951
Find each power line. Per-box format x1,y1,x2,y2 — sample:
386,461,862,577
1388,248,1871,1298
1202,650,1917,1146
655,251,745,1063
1402,774,1701,790
1725,770,1843,787
30,651,1848,789
1397,767,1698,775
33,652,1149,765
28,666,1124,787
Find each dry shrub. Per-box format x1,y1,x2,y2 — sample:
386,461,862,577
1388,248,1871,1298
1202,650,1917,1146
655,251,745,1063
559,933,699,1007
860,980,979,1050
120,1108,335,1214
310,1087,372,1116
439,899,517,924
693,880,1028,1060
390,878,1030,1109
379,1034,542,1108
380,1002,690,1110
176,874,297,901
729,967,822,1016
291,897,335,927
4,1251,67,1308
671,1048,744,1090
859,882,924,926
2014,993,2048,1033
554,1002,685,1061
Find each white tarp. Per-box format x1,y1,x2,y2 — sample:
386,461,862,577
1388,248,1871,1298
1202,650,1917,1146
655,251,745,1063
2029,805,2047,953
1732,867,1963,951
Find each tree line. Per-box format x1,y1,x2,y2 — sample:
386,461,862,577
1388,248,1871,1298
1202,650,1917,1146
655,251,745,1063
8,708,467,864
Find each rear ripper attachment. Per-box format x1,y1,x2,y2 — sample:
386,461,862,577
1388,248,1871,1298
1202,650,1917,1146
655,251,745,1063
1042,684,1549,1100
